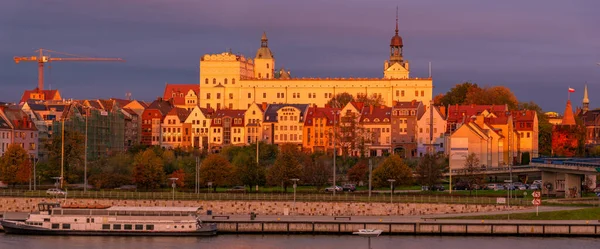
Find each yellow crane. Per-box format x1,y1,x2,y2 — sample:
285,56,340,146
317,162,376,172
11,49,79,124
14,48,125,90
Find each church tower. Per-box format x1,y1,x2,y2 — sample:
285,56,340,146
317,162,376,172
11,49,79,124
583,84,589,113
254,32,275,79
384,8,410,79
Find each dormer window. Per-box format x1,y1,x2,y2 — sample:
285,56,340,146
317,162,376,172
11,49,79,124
383,118,389,122
374,118,380,123
364,118,370,122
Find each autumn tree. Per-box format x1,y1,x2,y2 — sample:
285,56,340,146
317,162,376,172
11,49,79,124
347,159,369,184
199,154,233,192
0,144,32,187
465,86,519,110
267,143,302,192
372,154,413,191
88,152,133,189
436,82,480,106
327,92,355,108
132,149,165,190
169,169,185,188
337,111,371,157
357,93,385,106
302,152,332,190
232,150,266,191
463,153,484,195
415,153,447,188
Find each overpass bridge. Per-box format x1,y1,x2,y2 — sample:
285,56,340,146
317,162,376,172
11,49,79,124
446,158,600,198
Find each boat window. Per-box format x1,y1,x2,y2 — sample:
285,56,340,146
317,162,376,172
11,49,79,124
91,218,95,223
124,224,132,230
86,218,90,223
135,224,143,230
174,225,178,229
189,225,192,228
62,224,71,229
113,224,121,230
44,218,50,222
52,223,59,229
102,224,110,230
146,225,154,231
74,219,78,222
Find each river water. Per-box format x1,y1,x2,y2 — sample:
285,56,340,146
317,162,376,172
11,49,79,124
1,234,598,249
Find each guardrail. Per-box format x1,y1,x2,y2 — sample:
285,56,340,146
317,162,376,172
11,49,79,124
0,189,532,206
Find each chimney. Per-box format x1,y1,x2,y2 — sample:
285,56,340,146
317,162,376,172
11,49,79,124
157,97,163,102
262,102,268,110
471,104,475,108
392,100,398,107
411,99,416,106
369,105,374,114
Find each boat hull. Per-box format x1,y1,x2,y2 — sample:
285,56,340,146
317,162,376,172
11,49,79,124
0,220,217,236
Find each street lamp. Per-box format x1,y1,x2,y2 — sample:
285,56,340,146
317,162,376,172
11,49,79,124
387,179,396,204
52,177,62,189
290,178,299,216
84,107,89,192
169,177,179,206
332,110,339,196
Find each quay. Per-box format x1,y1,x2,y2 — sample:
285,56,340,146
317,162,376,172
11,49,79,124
203,215,600,237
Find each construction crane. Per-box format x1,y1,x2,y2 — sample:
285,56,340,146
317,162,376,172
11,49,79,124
14,48,125,91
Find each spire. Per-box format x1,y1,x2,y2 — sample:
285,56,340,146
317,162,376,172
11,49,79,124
395,6,399,35
583,84,590,112
562,100,576,126
261,31,268,47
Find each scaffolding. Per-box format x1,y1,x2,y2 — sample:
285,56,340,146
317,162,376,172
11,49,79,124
52,103,124,160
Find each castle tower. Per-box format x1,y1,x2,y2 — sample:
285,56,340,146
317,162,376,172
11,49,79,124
583,84,589,113
562,100,576,125
254,32,275,79
383,8,409,79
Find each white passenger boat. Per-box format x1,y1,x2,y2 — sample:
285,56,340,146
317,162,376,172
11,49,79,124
353,229,383,237
0,203,217,236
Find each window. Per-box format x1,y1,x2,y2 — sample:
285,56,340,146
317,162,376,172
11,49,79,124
263,93,267,98
232,78,235,84
248,93,252,98
205,78,208,84
217,93,221,99
415,91,418,96
266,73,269,78
259,73,262,78
146,225,154,230
401,90,405,97
224,78,228,84
396,90,399,96
527,132,530,138
52,223,59,229
229,93,233,99
213,78,216,84
135,224,144,230
421,91,424,97
207,93,211,99
124,224,132,230
102,224,110,230
62,224,71,229
267,63,270,69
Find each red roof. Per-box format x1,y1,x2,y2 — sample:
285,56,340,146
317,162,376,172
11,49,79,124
20,88,60,103
360,105,392,123
166,107,191,122
447,104,508,123
163,84,199,106
211,110,245,127
304,106,340,127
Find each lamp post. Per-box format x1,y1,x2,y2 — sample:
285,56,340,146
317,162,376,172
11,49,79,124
169,177,178,206
291,178,299,216
387,179,396,204
332,110,339,196
84,107,89,192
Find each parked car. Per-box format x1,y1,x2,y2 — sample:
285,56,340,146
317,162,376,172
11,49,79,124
46,188,66,196
116,185,137,190
529,184,540,190
533,180,543,185
227,186,246,193
342,184,356,192
430,184,445,191
324,186,342,192
453,181,471,190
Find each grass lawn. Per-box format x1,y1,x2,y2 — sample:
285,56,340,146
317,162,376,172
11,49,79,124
448,207,600,220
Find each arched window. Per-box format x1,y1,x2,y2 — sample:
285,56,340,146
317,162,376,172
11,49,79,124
267,63,270,69
224,78,228,84
205,78,208,84
232,78,235,84
213,78,216,84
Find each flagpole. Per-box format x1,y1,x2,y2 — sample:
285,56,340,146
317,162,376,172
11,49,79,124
568,86,571,101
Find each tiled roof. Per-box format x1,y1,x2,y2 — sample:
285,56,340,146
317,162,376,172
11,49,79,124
393,100,421,109
304,106,340,126
110,98,131,108
147,99,174,116
166,107,191,122
511,110,536,122
263,104,310,123
360,105,392,123
99,99,115,112
163,84,199,106
211,110,245,127
447,104,508,122
19,88,60,103
2,108,37,130
0,114,11,129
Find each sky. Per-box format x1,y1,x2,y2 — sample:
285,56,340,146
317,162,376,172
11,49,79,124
1,0,599,112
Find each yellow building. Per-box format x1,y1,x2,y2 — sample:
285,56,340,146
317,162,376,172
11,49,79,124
197,20,432,110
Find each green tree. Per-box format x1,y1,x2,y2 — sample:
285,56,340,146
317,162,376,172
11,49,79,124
464,153,484,195
0,144,32,187
415,153,446,188
589,146,600,157
199,154,233,192
327,92,355,108
88,153,133,189
372,154,413,191
465,86,519,110
267,143,302,192
45,130,84,184
436,82,480,106
232,150,266,191
302,152,331,190
132,149,165,190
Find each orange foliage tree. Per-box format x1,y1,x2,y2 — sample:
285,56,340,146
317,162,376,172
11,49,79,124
0,144,32,187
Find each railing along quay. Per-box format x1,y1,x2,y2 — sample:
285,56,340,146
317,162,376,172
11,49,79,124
0,189,532,206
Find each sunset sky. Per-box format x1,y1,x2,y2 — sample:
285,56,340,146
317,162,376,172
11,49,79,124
2,0,599,112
